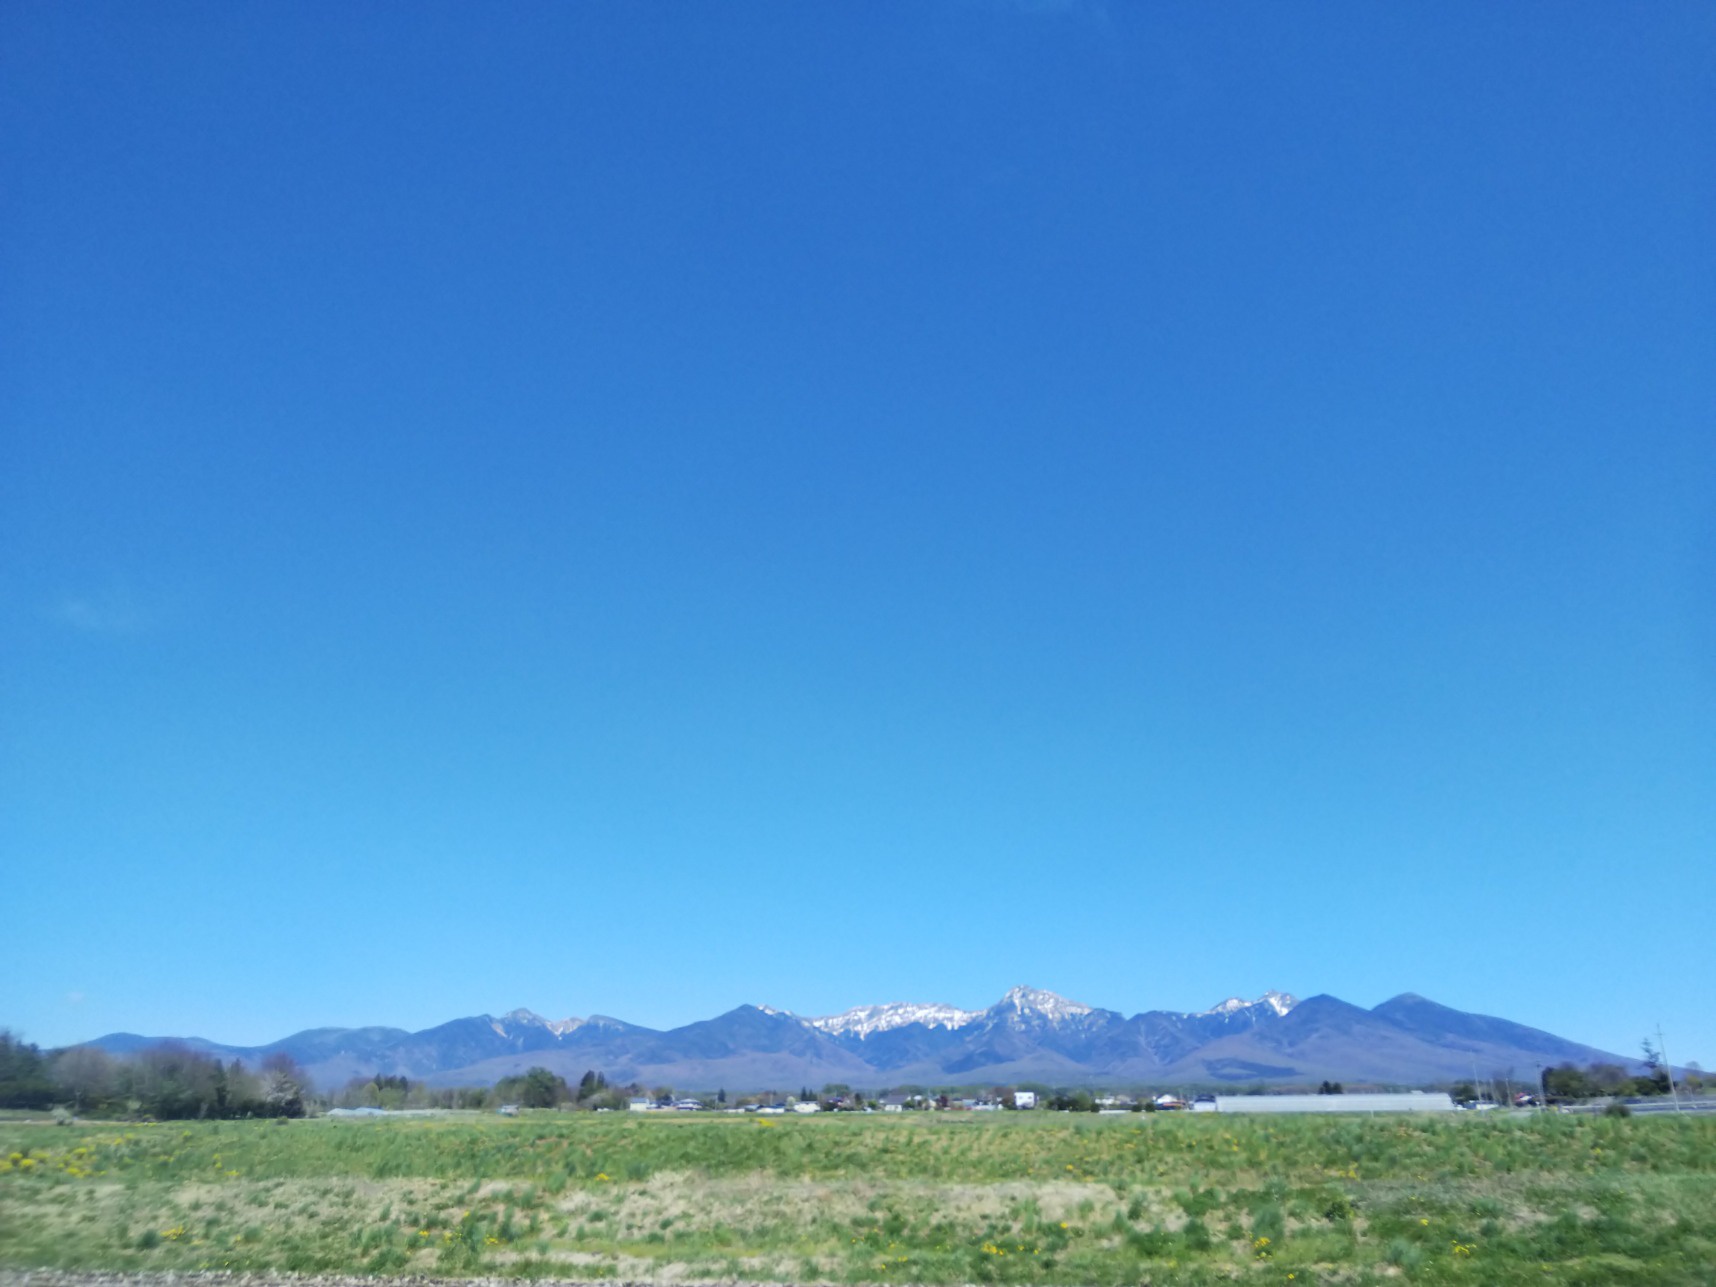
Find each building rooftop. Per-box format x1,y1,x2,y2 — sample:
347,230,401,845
1213,1092,1456,1114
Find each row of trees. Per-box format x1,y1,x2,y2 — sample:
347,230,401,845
1539,1049,1703,1103
489,1068,619,1109
0,1032,55,1108
334,1068,643,1112
0,1032,309,1119
1447,1046,1705,1106
4,1033,646,1119
3,1035,647,1119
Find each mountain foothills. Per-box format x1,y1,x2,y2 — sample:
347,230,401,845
84,987,1636,1092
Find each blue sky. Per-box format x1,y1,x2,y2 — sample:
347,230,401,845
3,2,1712,1069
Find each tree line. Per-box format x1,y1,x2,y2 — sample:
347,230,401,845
1539,1041,1702,1103
1,1033,653,1119
0,1031,308,1119
2,1030,675,1119
334,1067,636,1111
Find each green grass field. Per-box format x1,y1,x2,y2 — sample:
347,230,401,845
3,1110,1712,1285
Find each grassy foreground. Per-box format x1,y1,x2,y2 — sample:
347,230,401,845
2,1110,1713,1286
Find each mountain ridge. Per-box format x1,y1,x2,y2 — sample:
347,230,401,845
78,986,1643,1092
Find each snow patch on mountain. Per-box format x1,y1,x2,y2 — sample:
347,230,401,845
496,1009,585,1037
1196,991,1298,1018
992,986,1094,1022
808,1001,983,1038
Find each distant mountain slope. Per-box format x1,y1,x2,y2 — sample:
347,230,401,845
82,986,1639,1091
1371,993,1627,1068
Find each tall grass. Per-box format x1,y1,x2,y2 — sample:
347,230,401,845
3,1111,1712,1284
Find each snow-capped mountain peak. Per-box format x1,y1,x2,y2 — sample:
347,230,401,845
1196,991,1297,1018
808,1001,982,1038
493,1008,541,1036
993,985,1093,1022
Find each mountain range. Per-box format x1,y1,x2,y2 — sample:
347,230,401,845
84,986,1639,1092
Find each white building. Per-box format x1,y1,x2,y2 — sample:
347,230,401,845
1013,1091,1037,1109
1213,1092,1456,1115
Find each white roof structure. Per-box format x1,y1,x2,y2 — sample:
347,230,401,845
1213,1092,1456,1114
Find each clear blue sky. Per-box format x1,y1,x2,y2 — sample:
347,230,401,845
4,3,1712,1068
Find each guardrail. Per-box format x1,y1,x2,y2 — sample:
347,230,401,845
1556,1096,1716,1115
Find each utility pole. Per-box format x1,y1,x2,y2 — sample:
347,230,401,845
1657,1025,1682,1112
